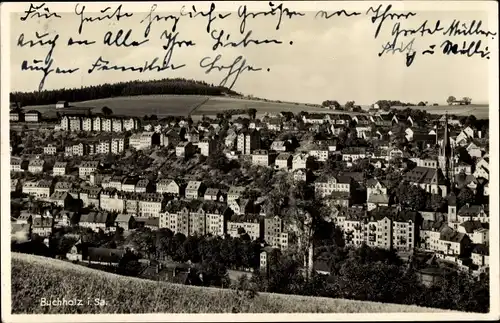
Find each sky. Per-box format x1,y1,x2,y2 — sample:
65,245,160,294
6,2,495,105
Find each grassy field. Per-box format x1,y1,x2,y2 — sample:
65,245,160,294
22,95,362,120
392,104,489,119
21,95,489,121
10,252,452,314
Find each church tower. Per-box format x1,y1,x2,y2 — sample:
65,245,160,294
438,112,453,182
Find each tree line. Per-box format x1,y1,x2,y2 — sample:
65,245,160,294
10,78,240,107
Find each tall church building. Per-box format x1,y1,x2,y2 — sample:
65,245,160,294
436,113,454,183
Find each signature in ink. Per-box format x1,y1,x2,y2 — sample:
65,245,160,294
443,20,497,38
441,40,490,59
18,32,79,91
74,4,133,34
140,4,181,38
366,4,417,39
180,3,231,34
199,55,262,89
20,3,61,21
378,37,417,67
210,29,282,51
237,2,305,34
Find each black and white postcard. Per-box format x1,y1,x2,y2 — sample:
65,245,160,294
1,1,498,322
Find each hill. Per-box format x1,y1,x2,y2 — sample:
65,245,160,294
10,252,451,314
21,95,364,120
392,104,489,119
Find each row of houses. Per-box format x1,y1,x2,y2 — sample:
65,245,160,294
9,110,42,122
59,115,141,132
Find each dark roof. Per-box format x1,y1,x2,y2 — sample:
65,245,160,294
472,244,489,256
458,205,486,216
459,220,488,234
86,247,126,263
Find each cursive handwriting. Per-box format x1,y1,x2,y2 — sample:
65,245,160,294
441,40,490,59
315,10,361,19
88,55,185,74
443,20,497,38
200,55,262,89
211,29,282,51
103,29,149,47
367,5,417,39
20,3,61,21
141,4,181,38
379,37,417,67
160,30,196,68
237,2,305,34
68,37,96,46
180,3,231,34
18,32,80,91
75,4,133,34
17,32,58,64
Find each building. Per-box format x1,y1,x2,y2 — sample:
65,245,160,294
56,101,69,109
176,142,196,158
102,118,112,132
79,212,114,232
44,144,57,155
79,161,100,179
292,153,313,171
403,166,448,197
49,191,73,208
314,176,352,199
264,216,289,250
110,137,127,154
275,153,292,170
28,158,45,174
99,189,125,213
341,147,367,162
25,110,41,122
138,193,164,217
204,188,223,202
252,150,276,167
11,158,24,172
227,216,262,241
136,179,153,193
32,216,53,236
54,181,72,193
115,214,135,231
197,138,216,156
227,186,245,201
237,129,260,155
458,220,489,244
157,179,183,196
185,181,204,199
112,118,124,132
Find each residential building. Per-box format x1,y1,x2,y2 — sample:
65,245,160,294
156,179,182,196
79,212,114,232
32,216,53,236
138,193,164,217
227,186,246,201
176,142,196,158
112,118,124,132
28,158,45,174
403,166,448,197
237,129,260,155
25,110,41,122
115,214,136,231
275,153,292,170
185,181,204,199
79,161,99,179
314,176,352,199
292,153,313,170
227,217,262,241
252,150,276,167
54,181,72,193
264,216,289,250
49,191,73,208
44,144,57,155
197,138,216,156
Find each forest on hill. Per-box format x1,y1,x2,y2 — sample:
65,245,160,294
10,78,240,107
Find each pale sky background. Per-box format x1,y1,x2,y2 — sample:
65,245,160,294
7,2,494,105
